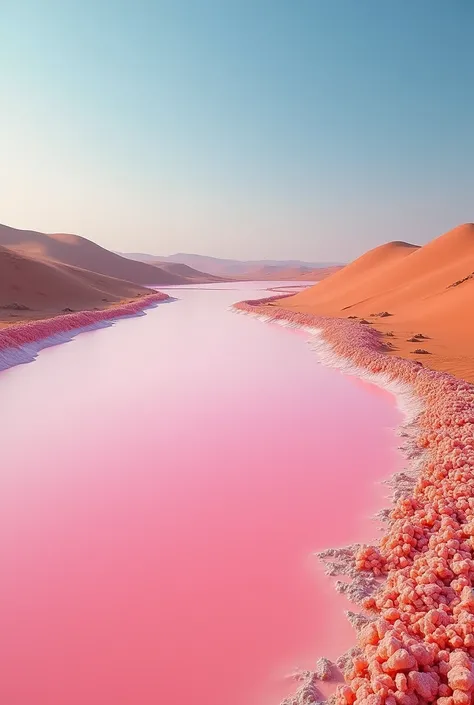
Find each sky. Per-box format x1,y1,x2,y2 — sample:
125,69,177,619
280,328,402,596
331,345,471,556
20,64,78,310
1,0,473,262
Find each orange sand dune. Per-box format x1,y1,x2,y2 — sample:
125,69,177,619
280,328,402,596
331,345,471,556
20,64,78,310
0,244,154,327
0,223,196,286
155,261,229,283
277,224,474,381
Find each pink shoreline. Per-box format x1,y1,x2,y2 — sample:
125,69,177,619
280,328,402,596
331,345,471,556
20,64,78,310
0,291,169,369
234,294,474,705
0,291,169,351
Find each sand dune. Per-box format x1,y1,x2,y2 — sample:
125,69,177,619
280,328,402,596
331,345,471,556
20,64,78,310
277,224,474,381
148,261,228,283
0,224,200,286
0,244,154,326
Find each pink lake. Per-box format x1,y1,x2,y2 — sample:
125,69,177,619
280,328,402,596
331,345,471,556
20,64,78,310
0,283,402,705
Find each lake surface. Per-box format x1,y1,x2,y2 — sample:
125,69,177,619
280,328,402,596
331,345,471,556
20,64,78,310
0,283,401,705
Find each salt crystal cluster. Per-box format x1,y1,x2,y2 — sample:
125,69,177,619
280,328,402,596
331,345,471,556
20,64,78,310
234,295,474,705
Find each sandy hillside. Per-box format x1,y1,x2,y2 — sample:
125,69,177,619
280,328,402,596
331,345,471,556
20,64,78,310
151,261,229,283
0,245,155,327
0,223,203,286
274,224,474,381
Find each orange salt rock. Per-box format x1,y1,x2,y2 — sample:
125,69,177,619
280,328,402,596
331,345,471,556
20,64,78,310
410,642,435,667
439,685,453,697
360,623,381,647
437,698,455,705
447,666,474,692
356,684,372,701
378,636,403,660
338,684,356,704
385,609,401,623
452,689,471,705
372,674,395,693
353,655,369,673
407,670,439,700
393,691,418,705
449,651,472,669
395,673,408,692
384,649,417,672
365,694,384,705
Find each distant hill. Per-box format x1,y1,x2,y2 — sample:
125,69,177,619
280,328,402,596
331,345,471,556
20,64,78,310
0,224,225,286
121,251,343,279
0,244,153,326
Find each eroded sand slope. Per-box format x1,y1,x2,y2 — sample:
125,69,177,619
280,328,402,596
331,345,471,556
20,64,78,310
277,224,474,381
0,245,154,327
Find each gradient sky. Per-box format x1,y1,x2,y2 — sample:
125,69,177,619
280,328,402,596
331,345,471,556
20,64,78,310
1,1,473,262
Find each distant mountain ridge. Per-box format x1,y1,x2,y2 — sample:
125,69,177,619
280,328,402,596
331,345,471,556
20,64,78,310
120,251,342,278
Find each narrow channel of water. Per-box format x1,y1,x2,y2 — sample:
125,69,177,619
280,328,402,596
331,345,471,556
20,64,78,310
0,283,402,705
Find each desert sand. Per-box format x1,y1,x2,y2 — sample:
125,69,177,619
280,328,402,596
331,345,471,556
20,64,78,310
0,244,157,328
0,223,225,286
274,224,474,382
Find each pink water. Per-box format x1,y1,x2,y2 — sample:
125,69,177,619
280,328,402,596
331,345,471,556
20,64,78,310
0,284,401,705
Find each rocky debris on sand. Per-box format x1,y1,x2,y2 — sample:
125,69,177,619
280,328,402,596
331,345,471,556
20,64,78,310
412,348,430,354
447,271,474,288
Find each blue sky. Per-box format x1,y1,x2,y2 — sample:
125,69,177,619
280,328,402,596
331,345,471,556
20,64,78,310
1,0,473,261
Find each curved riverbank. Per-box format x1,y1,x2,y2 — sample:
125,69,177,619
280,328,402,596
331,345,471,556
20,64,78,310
0,291,169,371
233,294,474,705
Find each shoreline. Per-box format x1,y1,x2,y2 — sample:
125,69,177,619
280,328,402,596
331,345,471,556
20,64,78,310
0,291,169,373
233,294,474,705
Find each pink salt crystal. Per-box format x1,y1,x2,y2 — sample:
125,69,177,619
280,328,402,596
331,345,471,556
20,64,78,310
439,684,453,697
393,691,418,705
372,674,395,693
449,651,472,669
378,636,403,660
384,649,417,672
365,694,383,705
410,642,434,666
395,673,408,692
360,623,381,647
452,689,471,705
338,684,356,704
447,666,474,692
407,670,439,700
